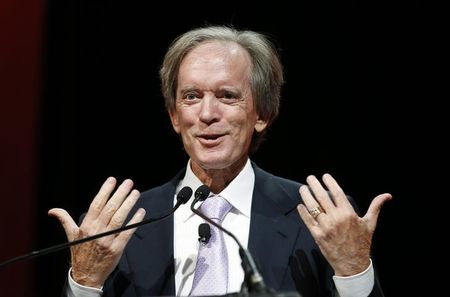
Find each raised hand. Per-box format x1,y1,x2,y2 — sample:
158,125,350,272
297,174,391,276
48,177,146,287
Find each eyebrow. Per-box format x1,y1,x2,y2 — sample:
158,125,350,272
178,86,198,94
216,87,242,96
179,86,242,93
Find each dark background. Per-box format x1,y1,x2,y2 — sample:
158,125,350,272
1,1,442,296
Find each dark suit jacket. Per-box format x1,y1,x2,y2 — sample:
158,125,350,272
85,163,384,297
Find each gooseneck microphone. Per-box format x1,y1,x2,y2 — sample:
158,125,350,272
0,186,193,269
191,185,271,294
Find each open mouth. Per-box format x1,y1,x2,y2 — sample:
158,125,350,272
202,134,222,140
198,134,225,146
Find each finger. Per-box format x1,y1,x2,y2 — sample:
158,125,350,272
113,208,146,251
107,189,141,230
84,177,117,223
296,204,321,234
363,193,392,232
305,175,335,213
321,173,352,208
97,179,135,225
299,185,320,210
298,184,328,222
48,208,79,242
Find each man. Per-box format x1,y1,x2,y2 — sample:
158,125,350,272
49,25,391,297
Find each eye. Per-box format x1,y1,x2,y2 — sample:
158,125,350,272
181,91,201,101
217,89,240,101
186,93,197,100
223,91,236,99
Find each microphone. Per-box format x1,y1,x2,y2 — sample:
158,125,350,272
191,185,271,294
0,186,193,269
198,223,211,244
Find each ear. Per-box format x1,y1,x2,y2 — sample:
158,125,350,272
168,110,181,134
254,118,268,133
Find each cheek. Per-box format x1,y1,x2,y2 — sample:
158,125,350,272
234,119,257,144
177,111,196,129
245,114,258,134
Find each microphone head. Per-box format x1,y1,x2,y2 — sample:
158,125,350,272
198,223,211,244
176,186,193,204
194,185,210,202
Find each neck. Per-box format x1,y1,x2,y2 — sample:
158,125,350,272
190,156,248,193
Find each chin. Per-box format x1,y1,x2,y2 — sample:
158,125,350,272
192,153,234,170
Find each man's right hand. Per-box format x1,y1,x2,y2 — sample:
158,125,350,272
48,177,146,288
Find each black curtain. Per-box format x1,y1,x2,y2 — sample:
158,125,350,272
36,1,438,296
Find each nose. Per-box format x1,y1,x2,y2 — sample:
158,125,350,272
198,94,220,124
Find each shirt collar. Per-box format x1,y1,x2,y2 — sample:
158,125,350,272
218,159,254,218
176,159,255,222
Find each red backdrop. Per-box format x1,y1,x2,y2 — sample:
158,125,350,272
0,0,44,295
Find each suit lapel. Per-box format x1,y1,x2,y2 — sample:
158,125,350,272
126,171,184,296
248,164,303,290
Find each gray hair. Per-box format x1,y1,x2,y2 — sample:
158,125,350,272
160,25,284,151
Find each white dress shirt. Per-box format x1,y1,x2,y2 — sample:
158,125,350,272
174,159,254,295
67,158,374,297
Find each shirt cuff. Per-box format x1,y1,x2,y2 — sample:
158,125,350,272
332,259,374,297
67,268,103,297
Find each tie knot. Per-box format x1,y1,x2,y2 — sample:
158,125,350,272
200,195,232,222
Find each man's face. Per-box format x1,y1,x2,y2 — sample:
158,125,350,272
169,41,267,171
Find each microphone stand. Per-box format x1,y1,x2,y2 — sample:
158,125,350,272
0,186,193,269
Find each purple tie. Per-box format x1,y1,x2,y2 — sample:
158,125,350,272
190,195,232,296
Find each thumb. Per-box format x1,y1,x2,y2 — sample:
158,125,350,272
48,208,79,242
363,193,393,232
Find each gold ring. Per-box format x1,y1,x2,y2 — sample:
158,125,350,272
309,205,324,219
